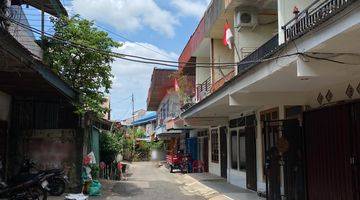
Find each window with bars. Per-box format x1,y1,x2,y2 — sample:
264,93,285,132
197,130,208,137
211,129,219,163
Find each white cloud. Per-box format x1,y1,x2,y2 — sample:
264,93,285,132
109,42,178,120
72,0,179,38
171,0,211,19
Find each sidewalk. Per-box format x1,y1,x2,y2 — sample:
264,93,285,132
163,167,264,200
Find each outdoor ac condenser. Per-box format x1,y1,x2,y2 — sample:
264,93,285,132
235,8,258,31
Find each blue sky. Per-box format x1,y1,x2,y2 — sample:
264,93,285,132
24,0,211,120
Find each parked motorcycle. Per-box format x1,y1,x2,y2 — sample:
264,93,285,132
0,159,49,200
14,160,69,196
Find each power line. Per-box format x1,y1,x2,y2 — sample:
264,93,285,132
21,4,178,60
6,17,239,68
4,15,360,68
86,20,176,60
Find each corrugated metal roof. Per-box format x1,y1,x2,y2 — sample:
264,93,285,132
12,0,68,17
132,112,157,126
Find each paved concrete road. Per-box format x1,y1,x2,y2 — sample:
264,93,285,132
51,162,261,200
92,162,205,200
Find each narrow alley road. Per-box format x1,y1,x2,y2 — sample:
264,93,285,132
95,162,206,200
51,161,261,200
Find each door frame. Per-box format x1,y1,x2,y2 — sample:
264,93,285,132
245,124,257,191
263,119,305,200
220,126,227,179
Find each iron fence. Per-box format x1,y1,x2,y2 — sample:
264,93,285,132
196,77,211,102
237,34,279,73
282,0,357,41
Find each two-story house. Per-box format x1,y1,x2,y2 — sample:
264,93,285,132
146,68,188,154
178,0,360,199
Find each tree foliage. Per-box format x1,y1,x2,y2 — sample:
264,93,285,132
99,131,123,164
44,15,120,116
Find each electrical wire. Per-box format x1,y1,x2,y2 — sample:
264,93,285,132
6,17,239,68
85,19,177,60
3,14,360,68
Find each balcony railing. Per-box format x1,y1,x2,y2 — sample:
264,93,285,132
282,0,357,42
196,77,212,102
238,34,279,73
211,69,235,92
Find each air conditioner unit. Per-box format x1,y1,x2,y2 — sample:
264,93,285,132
235,9,258,30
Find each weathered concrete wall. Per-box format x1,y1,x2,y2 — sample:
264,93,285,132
212,39,234,82
8,6,43,59
196,57,211,84
233,22,277,64
157,91,181,127
23,129,79,188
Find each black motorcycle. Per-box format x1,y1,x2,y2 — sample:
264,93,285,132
43,168,69,196
0,160,49,200
14,160,69,196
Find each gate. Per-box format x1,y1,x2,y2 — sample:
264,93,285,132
352,103,360,200
304,102,360,200
264,119,305,200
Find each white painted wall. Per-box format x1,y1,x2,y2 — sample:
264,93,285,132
308,79,360,108
211,39,235,82
0,91,11,122
196,57,211,84
228,169,247,188
277,0,314,43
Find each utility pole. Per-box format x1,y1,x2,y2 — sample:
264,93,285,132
131,93,135,126
41,2,45,49
131,93,135,161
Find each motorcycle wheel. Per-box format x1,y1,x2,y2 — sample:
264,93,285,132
29,187,47,200
48,178,66,196
9,188,47,200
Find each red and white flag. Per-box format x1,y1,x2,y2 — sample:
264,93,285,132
174,79,180,92
223,22,233,49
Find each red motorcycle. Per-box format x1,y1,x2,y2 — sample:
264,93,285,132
166,153,190,173
166,153,183,173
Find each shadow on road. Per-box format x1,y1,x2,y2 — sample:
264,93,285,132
111,182,144,197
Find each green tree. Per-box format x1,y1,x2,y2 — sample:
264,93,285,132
44,15,120,116
99,131,123,164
